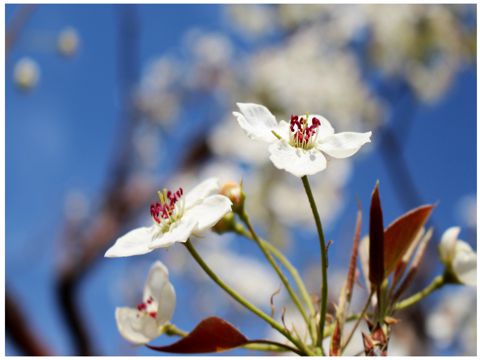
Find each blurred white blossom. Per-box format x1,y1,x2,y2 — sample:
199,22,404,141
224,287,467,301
268,159,351,229
13,57,40,90
227,5,276,37
455,194,477,230
57,27,79,57
208,115,270,166
136,56,181,123
426,287,476,353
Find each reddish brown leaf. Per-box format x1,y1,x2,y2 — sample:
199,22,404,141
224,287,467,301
148,317,248,354
383,205,434,276
369,182,384,289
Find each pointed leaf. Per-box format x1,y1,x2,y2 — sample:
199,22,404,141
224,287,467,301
369,182,384,288
391,227,425,290
148,317,248,353
383,205,434,276
392,228,433,302
346,210,362,302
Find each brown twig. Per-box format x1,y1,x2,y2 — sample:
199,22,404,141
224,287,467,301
5,4,36,56
6,289,51,355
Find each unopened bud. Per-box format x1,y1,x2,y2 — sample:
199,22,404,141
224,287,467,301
220,181,245,213
212,212,235,234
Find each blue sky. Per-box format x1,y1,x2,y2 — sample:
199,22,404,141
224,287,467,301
6,4,476,356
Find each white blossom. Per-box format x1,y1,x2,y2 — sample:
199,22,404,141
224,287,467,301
439,226,476,286
233,103,371,177
105,178,232,257
115,261,176,345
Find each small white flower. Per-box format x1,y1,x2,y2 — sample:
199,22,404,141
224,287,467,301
115,261,175,344
439,227,476,286
233,103,371,177
105,178,232,258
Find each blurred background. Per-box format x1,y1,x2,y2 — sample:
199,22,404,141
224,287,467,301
5,4,476,356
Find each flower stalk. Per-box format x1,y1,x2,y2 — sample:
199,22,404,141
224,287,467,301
394,274,446,311
232,221,317,340
238,209,316,345
301,175,328,353
183,239,312,355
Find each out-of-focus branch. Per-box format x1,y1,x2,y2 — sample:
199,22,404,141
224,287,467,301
53,6,218,355
5,4,36,56
6,289,51,356
54,6,142,355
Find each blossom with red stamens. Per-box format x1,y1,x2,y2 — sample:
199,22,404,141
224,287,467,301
233,103,372,177
105,178,232,258
115,261,176,345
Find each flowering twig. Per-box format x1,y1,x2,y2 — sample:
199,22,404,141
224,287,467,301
301,175,328,353
183,239,312,355
238,210,315,344
394,275,446,311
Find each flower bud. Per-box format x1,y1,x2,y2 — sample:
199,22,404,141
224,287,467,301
211,212,235,234
220,181,245,213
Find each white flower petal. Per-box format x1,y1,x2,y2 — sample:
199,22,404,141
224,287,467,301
143,261,176,325
184,177,220,209
277,120,291,139
115,307,161,344
268,140,327,177
439,227,461,264
453,245,477,286
300,114,334,140
183,195,232,232
455,239,473,253
105,227,154,258
317,131,372,159
233,103,279,143
149,218,197,249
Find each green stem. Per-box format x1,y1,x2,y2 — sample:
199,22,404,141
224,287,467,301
232,222,317,342
301,175,328,352
237,212,315,344
163,324,300,354
183,240,311,355
394,275,445,311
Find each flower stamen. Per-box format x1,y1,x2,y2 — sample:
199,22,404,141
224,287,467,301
289,114,321,150
150,187,184,232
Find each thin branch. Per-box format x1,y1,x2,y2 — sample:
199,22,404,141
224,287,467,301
5,4,36,56
6,289,51,355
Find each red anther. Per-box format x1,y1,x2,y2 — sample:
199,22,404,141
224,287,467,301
312,117,321,127
137,302,147,311
146,297,153,304
150,203,161,223
148,311,157,319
